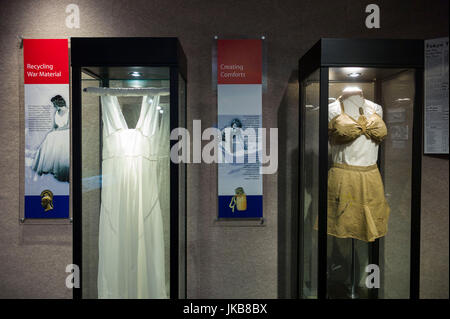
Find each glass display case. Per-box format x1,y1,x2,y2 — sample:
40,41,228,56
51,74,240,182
298,39,424,299
71,38,187,299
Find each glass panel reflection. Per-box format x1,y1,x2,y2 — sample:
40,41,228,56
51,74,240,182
300,69,320,298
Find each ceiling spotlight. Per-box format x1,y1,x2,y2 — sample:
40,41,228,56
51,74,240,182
347,72,361,78
129,71,143,77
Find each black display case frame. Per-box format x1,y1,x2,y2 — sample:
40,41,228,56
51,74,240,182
71,37,187,299
298,38,424,299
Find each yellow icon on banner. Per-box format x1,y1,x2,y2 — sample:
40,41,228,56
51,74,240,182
40,190,54,212
229,187,247,212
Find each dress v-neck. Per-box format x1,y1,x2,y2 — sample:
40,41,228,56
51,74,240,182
112,95,148,130
339,98,377,124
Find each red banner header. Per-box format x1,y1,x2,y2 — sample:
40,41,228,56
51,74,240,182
23,39,69,84
217,39,262,85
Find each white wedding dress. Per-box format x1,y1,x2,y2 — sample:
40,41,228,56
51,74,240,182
32,108,70,182
98,94,168,299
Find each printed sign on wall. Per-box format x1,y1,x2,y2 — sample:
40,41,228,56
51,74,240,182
23,39,70,218
217,39,263,219
424,37,449,154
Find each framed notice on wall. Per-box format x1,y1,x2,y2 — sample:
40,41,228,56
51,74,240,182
424,37,449,154
23,39,70,220
216,39,263,220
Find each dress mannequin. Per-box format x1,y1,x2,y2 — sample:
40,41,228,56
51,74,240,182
327,87,389,298
326,86,389,242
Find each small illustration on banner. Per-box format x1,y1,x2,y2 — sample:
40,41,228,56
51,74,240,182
229,187,247,212
40,189,54,212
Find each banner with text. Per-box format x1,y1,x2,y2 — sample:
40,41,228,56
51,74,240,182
217,39,263,219
24,39,70,218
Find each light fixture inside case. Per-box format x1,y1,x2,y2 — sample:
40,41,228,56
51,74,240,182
347,72,362,78
129,71,143,77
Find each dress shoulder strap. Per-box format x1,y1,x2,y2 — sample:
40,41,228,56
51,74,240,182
338,97,345,113
136,95,161,137
101,95,128,136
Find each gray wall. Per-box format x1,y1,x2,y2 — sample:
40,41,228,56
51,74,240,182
0,0,448,299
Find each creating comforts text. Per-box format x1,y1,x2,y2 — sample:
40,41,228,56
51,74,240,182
219,64,246,78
